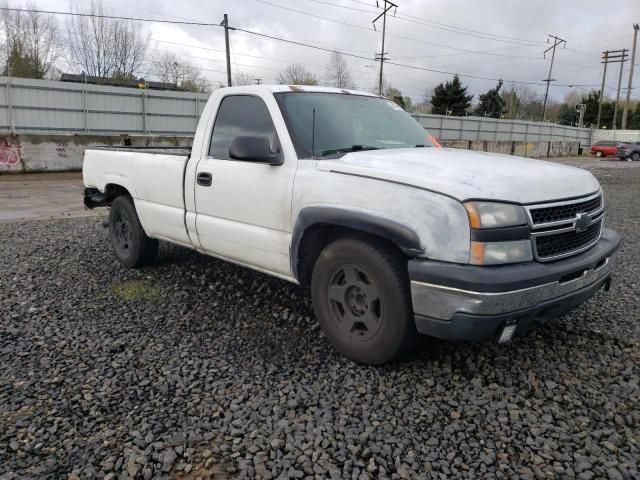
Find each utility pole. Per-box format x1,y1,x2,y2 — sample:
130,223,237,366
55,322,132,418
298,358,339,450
611,49,628,130
622,24,639,129
372,0,397,96
221,14,232,87
597,51,610,129
541,35,566,122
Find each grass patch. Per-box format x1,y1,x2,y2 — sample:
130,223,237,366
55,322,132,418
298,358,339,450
110,279,161,301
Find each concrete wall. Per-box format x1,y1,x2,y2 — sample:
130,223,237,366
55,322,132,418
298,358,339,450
440,139,581,158
0,133,582,174
0,134,192,173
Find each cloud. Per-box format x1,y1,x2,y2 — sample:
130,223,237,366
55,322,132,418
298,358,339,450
38,0,640,101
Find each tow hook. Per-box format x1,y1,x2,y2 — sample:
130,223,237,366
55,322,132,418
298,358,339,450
604,277,612,292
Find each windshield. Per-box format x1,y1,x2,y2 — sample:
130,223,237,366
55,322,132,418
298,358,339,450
274,92,435,158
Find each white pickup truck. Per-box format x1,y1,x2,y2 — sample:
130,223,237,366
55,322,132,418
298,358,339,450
83,85,620,364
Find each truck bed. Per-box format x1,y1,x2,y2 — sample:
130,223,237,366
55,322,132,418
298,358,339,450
83,147,192,246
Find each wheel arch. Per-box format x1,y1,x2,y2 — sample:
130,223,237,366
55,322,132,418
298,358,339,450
84,182,134,209
291,206,424,286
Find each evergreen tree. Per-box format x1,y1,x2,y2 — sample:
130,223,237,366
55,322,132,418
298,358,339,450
2,43,42,78
581,90,601,127
578,90,618,128
385,86,411,110
557,103,576,126
430,75,473,116
474,79,505,118
600,102,618,129
630,102,640,130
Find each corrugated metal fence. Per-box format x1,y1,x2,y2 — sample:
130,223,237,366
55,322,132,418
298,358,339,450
412,113,592,144
0,76,208,135
591,129,640,143
1,76,593,143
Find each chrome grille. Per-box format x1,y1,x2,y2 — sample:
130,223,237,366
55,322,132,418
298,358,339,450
530,195,602,225
534,219,602,259
526,193,604,261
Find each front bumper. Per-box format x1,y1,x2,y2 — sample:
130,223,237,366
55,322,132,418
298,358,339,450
409,229,621,341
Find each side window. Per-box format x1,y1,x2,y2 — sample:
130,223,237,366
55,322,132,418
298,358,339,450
208,95,277,159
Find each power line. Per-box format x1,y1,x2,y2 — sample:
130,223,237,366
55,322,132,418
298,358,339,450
232,26,595,87
346,0,547,46
0,6,224,27
255,1,548,60
308,0,545,47
138,39,431,95
1,6,599,91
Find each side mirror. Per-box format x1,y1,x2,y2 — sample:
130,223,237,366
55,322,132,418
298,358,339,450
229,135,282,165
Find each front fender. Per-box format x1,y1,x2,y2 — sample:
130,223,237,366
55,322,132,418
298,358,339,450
291,205,424,280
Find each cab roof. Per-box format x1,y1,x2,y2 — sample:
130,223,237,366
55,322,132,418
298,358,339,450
217,84,380,97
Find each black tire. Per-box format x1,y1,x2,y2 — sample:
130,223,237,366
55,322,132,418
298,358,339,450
108,195,158,268
310,236,417,365
595,150,603,158
632,152,640,162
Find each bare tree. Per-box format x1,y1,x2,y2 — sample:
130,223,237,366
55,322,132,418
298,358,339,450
502,84,545,120
1,0,62,78
233,72,255,86
324,51,354,89
413,86,434,113
563,89,581,108
66,0,148,79
150,50,209,92
276,63,318,85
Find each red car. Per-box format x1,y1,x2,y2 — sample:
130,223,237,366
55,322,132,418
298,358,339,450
591,141,618,157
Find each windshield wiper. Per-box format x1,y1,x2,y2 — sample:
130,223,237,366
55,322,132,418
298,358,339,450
320,145,379,156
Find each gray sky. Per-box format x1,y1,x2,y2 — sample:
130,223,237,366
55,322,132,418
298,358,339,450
38,0,640,102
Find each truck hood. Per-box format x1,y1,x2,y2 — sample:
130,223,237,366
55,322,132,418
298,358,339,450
316,148,600,204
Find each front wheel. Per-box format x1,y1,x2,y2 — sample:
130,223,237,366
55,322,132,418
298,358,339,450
595,150,603,158
311,236,417,365
108,195,158,268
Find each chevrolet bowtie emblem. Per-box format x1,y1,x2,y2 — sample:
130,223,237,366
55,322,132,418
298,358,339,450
575,213,592,232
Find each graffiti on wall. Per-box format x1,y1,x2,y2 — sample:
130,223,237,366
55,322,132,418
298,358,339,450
0,138,21,165
55,139,68,159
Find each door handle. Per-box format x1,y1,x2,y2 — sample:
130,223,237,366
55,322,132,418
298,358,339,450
197,172,212,186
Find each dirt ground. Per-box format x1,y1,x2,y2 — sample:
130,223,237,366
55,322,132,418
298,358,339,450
0,171,101,224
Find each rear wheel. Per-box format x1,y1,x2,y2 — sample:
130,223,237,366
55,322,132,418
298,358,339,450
310,236,417,365
109,195,158,268
632,152,640,162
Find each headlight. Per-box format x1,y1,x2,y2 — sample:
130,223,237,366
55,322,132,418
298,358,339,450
464,201,527,229
470,240,533,265
464,201,531,265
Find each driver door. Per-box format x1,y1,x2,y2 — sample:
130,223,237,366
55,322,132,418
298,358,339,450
194,94,296,278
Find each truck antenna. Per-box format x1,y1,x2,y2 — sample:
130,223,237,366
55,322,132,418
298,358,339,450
312,108,316,158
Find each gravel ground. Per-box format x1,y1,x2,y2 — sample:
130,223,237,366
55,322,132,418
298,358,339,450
1,161,639,479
